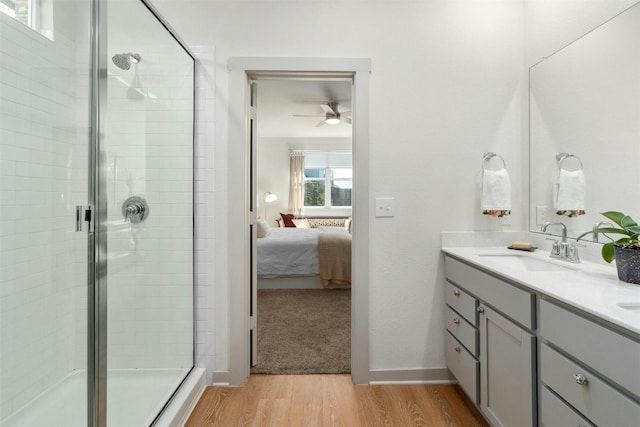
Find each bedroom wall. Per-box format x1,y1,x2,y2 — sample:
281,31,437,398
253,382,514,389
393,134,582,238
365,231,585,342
149,0,633,381
257,138,289,226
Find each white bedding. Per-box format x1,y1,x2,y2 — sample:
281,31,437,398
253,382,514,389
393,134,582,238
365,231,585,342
257,228,319,277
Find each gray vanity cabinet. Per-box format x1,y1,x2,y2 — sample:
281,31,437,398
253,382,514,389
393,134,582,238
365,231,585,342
444,255,536,427
443,250,640,426
445,281,479,404
539,299,640,426
479,303,535,427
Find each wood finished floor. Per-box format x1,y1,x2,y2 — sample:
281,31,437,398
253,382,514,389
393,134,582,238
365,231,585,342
186,374,489,427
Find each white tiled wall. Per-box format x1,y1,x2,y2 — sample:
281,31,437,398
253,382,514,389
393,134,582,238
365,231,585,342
192,46,216,385
0,12,90,421
105,36,195,370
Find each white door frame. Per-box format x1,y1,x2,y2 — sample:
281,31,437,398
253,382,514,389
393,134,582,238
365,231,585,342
227,57,371,385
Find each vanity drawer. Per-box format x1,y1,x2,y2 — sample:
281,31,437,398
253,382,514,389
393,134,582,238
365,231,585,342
540,299,640,399
445,281,477,326
445,256,534,329
541,343,640,427
540,386,593,427
445,331,479,405
445,305,478,356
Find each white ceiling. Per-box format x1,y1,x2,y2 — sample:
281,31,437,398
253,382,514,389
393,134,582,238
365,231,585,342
255,79,353,138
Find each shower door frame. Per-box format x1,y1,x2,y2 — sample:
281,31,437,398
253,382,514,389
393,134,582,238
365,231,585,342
88,0,108,423
87,0,198,426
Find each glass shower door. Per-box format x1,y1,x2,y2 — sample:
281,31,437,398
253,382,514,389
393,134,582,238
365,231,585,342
105,0,194,425
0,1,91,425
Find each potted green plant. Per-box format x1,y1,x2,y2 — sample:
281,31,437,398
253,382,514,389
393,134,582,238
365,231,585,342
577,211,640,284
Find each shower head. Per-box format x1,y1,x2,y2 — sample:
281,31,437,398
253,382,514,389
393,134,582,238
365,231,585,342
112,52,142,70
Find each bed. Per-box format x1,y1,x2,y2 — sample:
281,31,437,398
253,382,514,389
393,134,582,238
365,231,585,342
257,226,351,289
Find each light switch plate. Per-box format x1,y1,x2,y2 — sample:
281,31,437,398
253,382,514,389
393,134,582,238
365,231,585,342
375,197,395,217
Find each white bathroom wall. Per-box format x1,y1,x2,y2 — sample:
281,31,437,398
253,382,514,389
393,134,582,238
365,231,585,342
0,5,90,419
153,0,525,377
192,46,217,386
524,0,637,67
148,0,640,381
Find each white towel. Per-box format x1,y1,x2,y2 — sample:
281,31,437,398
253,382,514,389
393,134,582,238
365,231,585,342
555,169,586,212
481,168,511,214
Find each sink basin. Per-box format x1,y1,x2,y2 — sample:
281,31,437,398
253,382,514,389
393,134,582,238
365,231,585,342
617,302,640,312
477,254,578,272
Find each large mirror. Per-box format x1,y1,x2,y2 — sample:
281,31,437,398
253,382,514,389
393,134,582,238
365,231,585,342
529,2,640,241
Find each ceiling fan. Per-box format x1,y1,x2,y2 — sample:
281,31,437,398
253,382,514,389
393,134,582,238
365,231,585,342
293,102,352,127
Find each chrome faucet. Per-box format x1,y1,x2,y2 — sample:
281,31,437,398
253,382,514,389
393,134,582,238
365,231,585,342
592,221,614,243
541,221,582,263
542,221,567,242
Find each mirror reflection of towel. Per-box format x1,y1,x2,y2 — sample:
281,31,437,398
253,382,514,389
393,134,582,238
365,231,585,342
555,169,585,217
481,168,511,217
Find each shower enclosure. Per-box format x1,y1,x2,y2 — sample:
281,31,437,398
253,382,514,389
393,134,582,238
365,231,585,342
0,0,196,425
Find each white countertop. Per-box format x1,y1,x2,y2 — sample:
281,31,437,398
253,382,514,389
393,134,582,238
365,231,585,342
442,246,640,336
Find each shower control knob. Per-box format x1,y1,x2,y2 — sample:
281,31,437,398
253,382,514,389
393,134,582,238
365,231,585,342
122,196,149,223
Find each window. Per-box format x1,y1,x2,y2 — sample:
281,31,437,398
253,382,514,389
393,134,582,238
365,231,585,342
1,0,54,40
304,152,352,208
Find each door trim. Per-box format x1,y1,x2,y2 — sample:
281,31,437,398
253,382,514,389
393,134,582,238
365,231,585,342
227,57,371,385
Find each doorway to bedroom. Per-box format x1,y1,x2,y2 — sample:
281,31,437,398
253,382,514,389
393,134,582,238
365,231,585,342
251,76,353,374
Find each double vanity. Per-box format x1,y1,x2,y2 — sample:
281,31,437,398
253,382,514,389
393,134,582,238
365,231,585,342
442,246,640,427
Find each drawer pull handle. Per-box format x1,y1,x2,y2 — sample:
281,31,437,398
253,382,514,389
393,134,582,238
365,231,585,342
573,373,588,386
454,346,461,353
453,318,460,325
453,290,460,297
477,307,485,313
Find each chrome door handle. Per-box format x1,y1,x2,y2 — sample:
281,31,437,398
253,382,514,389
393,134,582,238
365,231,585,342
453,318,460,325
477,307,485,313
454,346,461,353
453,290,460,296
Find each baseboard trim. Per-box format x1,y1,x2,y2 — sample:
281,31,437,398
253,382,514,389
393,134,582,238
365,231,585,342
212,370,232,386
369,368,454,385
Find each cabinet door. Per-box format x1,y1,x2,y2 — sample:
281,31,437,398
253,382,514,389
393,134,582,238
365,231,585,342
479,303,535,427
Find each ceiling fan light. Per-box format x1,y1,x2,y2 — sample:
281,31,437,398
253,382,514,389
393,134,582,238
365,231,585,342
326,117,340,125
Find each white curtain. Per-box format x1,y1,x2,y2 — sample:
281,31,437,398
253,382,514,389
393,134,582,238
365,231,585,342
288,151,305,215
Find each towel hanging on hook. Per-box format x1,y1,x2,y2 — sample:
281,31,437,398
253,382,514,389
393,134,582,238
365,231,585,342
481,152,511,218
555,153,586,217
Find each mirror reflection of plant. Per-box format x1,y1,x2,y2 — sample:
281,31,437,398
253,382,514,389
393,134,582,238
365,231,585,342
577,211,640,263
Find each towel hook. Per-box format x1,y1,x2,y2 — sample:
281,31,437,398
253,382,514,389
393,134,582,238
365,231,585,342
556,153,584,171
482,152,506,171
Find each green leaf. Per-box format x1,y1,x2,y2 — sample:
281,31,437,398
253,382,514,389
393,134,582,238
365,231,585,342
575,230,592,241
621,215,638,228
576,227,626,241
627,225,640,234
602,242,615,263
602,211,626,228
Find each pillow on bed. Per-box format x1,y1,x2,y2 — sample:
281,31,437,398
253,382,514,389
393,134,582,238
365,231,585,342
257,218,270,238
280,213,297,227
345,217,352,234
292,218,310,228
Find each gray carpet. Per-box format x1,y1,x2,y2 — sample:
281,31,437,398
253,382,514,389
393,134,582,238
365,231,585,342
251,288,351,374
